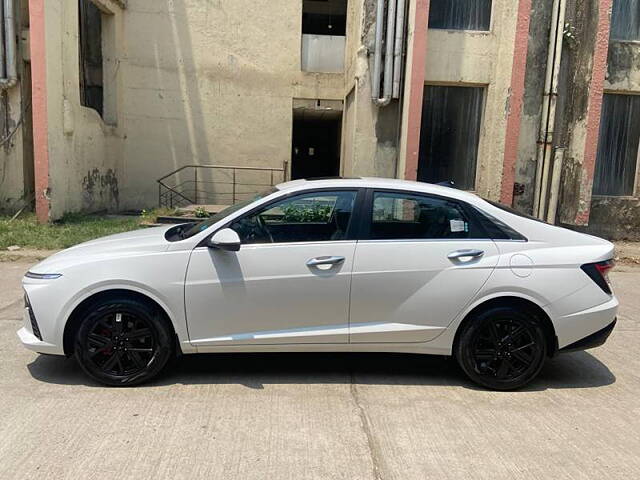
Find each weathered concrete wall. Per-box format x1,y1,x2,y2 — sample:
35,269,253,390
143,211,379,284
577,39,640,239
0,0,32,214
118,0,346,209
557,0,611,226
575,197,640,241
421,0,522,200
513,0,554,213
341,0,401,179
40,0,347,216
42,0,124,219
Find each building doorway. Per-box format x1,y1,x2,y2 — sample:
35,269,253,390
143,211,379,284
291,102,342,180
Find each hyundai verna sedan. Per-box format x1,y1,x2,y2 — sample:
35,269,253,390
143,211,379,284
18,178,618,390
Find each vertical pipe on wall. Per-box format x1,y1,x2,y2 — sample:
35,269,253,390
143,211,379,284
0,0,17,89
533,0,566,220
546,147,565,223
392,0,406,98
371,0,385,102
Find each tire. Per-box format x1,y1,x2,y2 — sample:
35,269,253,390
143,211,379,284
74,297,174,386
455,306,547,390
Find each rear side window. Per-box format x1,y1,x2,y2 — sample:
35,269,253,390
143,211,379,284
368,191,487,240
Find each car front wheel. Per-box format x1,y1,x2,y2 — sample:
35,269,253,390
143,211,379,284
455,306,547,390
74,297,173,386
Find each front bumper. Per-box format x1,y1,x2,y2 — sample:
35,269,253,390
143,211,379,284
17,306,64,355
559,319,616,353
17,327,61,355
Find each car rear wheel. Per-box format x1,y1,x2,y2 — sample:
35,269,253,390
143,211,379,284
74,298,173,386
455,306,547,390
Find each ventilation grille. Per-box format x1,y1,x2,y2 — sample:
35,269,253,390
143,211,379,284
25,294,42,341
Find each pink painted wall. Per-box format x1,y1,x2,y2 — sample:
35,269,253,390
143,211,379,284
403,0,429,181
29,0,49,223
500,0,532,205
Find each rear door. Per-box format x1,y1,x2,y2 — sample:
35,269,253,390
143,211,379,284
349,189,499,343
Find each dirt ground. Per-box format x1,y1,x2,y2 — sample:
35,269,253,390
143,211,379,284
0,259,639,479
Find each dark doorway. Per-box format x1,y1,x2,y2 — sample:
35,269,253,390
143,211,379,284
291,110,342,180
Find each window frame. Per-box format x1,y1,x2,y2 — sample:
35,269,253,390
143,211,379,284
359,188,494,242
418,84,487,191
592,91,640,198
427,0,494,34
203,187,367,247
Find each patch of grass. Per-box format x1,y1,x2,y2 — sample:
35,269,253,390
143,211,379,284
0,213,141,250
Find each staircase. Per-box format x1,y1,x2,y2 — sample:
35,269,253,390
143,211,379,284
157,163,288,209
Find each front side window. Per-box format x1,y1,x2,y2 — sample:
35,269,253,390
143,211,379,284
368,191,485,240
230,190,357,244
428,0,492,31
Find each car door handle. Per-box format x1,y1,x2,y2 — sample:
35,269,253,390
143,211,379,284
447,249,484,260
306,256,346,267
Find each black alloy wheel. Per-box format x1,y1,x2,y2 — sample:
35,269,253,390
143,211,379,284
456,306,547,390
75,297,173,386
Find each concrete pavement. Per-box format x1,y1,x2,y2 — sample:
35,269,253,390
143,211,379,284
0,260,639,479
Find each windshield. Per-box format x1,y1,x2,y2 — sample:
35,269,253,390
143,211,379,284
179,188,278,239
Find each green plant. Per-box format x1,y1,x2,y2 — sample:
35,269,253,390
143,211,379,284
281,204,332,223
194,206,210,218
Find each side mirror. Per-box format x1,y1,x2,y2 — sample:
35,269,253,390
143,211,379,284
208,228,241,252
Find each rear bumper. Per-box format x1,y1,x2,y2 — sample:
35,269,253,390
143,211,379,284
559,319,616,353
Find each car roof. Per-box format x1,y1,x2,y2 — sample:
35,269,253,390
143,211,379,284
275,177,481,203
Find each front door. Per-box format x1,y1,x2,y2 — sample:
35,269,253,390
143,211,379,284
349,189,499,343
185,189,361,346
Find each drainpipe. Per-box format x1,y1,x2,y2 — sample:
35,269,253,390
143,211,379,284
533,0,566,219
546,147,565,223
371,0,385,103
392,0,407,99
0,0,17,89
372,0,399,106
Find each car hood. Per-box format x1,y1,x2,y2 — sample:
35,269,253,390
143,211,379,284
29,225,175,274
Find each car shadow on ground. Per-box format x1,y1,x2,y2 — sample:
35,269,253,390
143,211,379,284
27,350,616,392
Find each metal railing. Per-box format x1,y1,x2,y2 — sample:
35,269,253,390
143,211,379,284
157,163,288,209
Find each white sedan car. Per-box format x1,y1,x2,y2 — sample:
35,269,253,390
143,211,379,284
18,178,618,390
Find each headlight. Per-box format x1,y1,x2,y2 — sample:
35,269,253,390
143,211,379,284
25,272,63,280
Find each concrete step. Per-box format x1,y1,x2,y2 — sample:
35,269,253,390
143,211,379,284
178,204,228,215
156,216,199,224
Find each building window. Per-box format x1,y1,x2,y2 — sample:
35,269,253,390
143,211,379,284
417,85,484,191
610,0,640,41
302,0,346,36
593,94,640,196
428,0,492,31
79,0,117,124
79,0,103,117
301,0,346,73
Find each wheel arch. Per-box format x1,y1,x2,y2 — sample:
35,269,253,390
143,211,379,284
452,295,558,357
62,288,178,356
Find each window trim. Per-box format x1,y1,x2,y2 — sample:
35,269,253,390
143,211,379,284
593,91,640,197
427,0,494,33
359,188,494,242
200,187,367,247
419,83,487,191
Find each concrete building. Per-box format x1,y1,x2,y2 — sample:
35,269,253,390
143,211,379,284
0,0,638,239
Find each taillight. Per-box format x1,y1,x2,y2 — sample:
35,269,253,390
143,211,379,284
581,259,615,294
